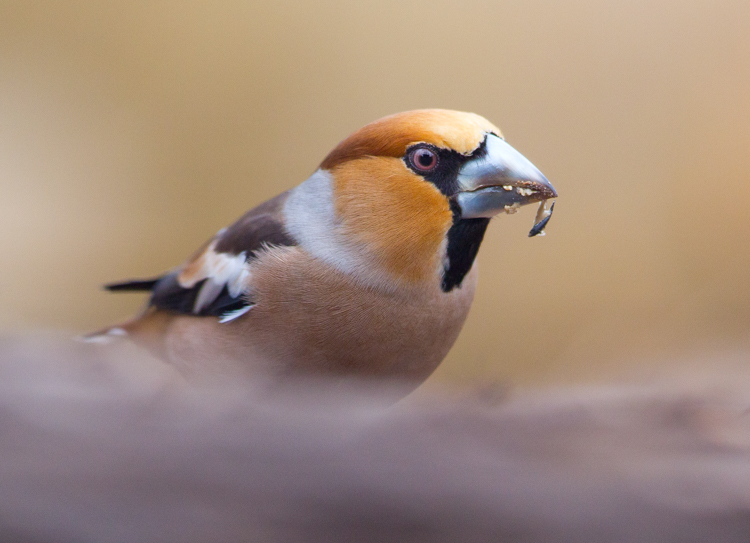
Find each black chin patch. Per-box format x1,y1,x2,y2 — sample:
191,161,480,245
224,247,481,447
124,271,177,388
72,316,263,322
442,216,490,292
403,137,492,292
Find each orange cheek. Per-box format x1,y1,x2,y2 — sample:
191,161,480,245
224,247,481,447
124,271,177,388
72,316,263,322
332,157,454,283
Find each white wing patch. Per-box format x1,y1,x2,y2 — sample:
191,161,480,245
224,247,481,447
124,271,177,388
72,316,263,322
218,305,253,324
177,240,252,314
77,327,128,344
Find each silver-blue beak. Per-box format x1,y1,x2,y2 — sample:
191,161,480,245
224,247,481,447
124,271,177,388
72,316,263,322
456,134,557,219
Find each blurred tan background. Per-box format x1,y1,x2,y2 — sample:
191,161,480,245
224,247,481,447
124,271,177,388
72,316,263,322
1,0,748,387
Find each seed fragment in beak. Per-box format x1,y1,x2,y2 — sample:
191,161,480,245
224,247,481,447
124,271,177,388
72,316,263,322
528,201,555,237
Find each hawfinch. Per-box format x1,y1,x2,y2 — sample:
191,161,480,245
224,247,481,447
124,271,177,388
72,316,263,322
91,110,557,386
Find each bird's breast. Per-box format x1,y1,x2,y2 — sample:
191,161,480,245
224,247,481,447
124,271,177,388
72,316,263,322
160,246,477,385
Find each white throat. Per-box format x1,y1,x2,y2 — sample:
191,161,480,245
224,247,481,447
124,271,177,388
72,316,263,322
283,169,440,293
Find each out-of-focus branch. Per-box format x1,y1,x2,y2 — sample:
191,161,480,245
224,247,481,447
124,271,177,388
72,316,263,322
1,335,750,542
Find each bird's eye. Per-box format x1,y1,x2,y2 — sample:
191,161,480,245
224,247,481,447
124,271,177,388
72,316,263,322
409,147,438,172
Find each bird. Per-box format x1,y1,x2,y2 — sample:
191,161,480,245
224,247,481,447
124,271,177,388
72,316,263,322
88,109,557,388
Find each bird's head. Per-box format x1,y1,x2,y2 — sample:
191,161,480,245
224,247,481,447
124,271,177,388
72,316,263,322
284,109,557,293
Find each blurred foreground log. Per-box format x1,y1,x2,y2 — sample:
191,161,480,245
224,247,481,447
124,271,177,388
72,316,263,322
1,335,749,542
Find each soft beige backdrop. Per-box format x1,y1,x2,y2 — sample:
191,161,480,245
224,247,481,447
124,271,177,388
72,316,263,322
1,1,749,386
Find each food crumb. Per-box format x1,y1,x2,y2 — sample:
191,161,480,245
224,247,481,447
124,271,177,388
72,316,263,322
504,202,521,214
516,187,535,197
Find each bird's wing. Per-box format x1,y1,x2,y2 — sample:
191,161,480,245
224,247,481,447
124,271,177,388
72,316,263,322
106,191,295,321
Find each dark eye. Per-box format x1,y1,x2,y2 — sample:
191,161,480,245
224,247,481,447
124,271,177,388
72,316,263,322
409,147,438,172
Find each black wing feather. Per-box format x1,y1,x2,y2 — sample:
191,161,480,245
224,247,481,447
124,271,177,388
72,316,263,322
105,278,161,292
105,191,296,318
147,274,250,316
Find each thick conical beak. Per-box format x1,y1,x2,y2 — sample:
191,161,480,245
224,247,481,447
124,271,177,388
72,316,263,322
455,134,557,219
